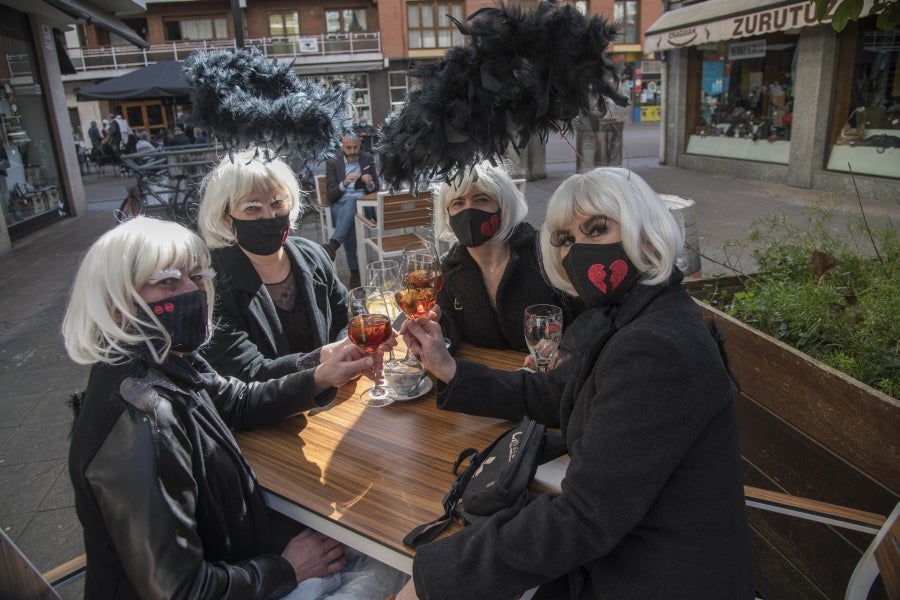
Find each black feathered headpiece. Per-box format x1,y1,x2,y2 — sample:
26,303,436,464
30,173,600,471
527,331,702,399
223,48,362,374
182,47,354,160
378,1,628,190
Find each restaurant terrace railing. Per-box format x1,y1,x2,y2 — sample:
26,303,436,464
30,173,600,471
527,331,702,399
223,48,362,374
8,32,382,77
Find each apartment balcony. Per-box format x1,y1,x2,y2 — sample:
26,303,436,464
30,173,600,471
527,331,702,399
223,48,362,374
57,32,383,82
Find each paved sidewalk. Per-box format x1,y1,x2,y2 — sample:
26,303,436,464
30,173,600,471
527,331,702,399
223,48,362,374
0,123,895,597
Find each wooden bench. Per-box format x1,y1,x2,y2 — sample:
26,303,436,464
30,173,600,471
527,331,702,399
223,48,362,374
0,528,85,598
693,299,899,598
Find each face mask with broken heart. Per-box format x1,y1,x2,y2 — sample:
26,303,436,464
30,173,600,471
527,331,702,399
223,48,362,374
562,242,640,307
448,208,502,247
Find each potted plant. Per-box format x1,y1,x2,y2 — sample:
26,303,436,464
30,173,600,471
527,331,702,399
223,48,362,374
685,201,898,598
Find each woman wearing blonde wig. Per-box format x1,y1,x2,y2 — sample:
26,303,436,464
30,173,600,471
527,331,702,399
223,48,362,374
197,149,348,382
398,168,753,599
434,161,579,353
63,217,396,599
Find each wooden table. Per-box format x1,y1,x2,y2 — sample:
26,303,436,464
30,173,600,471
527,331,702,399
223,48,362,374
236,344,558,575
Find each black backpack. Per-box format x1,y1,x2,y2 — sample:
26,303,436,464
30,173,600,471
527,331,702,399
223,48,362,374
404,416,566,548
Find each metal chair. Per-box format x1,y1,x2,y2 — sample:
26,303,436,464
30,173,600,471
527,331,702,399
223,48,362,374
0,528,85,598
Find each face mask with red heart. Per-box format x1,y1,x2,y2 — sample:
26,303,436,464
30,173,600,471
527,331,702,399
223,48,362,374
562,242,639,307
448,208,502,247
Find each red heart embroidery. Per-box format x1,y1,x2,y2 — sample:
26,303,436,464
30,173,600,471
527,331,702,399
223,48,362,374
587,260,630,294
587,264,608,293
480,214,501,237
609,260,629,290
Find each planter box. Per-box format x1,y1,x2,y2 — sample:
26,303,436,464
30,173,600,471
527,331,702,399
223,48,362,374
689,291,899,599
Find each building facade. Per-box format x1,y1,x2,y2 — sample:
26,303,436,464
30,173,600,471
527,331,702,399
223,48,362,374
2,0,662,250
645,0,899,200
0,0,145,251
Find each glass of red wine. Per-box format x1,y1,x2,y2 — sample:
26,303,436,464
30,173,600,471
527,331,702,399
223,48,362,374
348,286,396,407
395,241,444,364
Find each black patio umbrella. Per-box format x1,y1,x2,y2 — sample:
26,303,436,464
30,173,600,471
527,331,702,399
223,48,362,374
76,60,191,101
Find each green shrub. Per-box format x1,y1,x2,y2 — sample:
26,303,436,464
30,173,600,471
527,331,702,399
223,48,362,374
707,202,898,397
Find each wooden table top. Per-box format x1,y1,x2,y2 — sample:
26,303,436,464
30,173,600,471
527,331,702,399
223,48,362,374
236,344,530,565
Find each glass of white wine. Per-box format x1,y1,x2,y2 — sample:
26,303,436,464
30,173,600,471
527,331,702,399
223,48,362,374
365,260,402,321
524,304,563,373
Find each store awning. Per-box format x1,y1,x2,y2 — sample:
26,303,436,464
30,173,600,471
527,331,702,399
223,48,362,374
3,0,148,49
644,0,872,52
42,0,148,48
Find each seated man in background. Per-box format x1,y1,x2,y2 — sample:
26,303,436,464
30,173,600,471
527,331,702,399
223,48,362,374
323,134,379,289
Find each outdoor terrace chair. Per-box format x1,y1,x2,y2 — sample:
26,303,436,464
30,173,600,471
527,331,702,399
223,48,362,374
355,189,434,270
314,174,334,243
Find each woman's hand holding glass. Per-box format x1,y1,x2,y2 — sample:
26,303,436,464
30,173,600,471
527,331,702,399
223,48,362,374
348,286,398,407
399,307,457,384
312,337,395,395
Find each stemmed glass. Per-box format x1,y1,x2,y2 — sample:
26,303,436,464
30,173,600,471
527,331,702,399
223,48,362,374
395,240,444,364
348,286,397,407
365,260,402,322
524,304,563,373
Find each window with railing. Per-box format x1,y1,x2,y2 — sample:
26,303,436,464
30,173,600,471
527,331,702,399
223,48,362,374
325,9,368,33
407,1,464,49
389,71,409,111
164,17,229,42
560,0,588,15
613,1,639,44
269,12,300,37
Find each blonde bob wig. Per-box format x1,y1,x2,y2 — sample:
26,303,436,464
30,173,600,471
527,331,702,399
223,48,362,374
197,149,302,249
62,217,215,366
434,161,528,245
539,167,682,296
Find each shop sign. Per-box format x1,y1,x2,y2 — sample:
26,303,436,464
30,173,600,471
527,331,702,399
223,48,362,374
640,106,661,122
299,38,319,53
729,40,767,60
641,61,663,75
645,0,870,52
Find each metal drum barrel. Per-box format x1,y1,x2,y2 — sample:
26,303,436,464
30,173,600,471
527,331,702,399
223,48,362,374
660,194,702,277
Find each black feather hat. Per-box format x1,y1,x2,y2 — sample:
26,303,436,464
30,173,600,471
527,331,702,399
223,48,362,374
182,47,354,160
378,1,628,190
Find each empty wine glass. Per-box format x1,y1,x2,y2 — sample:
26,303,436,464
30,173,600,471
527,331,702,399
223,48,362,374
524,304,563,373
348,286,396,407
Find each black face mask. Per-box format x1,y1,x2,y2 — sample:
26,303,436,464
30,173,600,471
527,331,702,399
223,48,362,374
232,214,290,255
143,289,209,353
448,208,502,247
562,242,640,308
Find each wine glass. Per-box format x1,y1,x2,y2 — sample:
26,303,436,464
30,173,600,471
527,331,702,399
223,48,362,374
524,304,563,373
366,259,403,367
365,260,402,322
348,286,396,407
395,241,444,364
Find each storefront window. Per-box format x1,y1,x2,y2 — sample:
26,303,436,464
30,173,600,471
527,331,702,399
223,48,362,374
1,12,67,237
826,19,899,178
686,33,797,164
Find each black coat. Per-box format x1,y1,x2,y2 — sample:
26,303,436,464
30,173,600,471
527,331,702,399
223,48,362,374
437,222,581,353
204,237,348,381
413,274,755,599
68,354,334,599
324,152,379,205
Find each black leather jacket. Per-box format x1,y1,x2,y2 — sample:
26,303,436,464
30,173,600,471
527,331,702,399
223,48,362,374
69,353,336,599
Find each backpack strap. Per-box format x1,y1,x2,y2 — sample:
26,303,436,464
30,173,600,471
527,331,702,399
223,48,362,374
402,447,478,548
